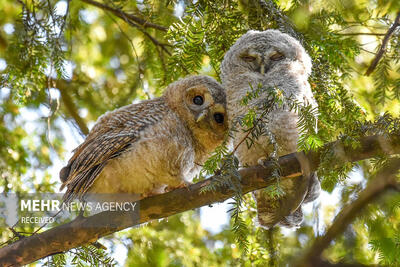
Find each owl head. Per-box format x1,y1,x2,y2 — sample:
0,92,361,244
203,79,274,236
220,30,312,83
164,75,228,142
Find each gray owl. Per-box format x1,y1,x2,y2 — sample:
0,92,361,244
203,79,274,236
221,30,320,228
60,75,228,202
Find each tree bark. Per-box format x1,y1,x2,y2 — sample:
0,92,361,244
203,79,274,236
0,134,399,266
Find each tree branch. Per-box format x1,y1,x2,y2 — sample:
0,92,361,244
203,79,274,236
56,80,89,136
309,259,374,267
365,12,400,76
0,134,399,266
335,32,386,36
80,0,168,31
81,0,171,55
296,157,400,267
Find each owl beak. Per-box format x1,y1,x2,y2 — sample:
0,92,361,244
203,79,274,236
260,64,265,75
195,110,208,122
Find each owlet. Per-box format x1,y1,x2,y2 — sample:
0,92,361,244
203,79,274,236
221,30,321,228
60,75,228,202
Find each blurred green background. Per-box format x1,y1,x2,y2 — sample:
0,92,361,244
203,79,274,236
0,0,399,265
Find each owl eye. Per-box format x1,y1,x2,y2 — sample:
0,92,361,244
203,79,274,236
270,52,284,61
193,95,204,105
213,113,224,124
241,55,257,62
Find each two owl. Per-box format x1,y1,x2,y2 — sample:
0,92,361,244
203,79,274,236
60,30,319,228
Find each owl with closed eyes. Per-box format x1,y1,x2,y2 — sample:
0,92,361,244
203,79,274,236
60,75,228,202
221,30,320,228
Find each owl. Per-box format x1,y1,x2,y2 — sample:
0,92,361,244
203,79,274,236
60,75,228,202
221,30,321,228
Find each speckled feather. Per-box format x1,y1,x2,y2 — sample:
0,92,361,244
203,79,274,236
60,99,168,200
221,30,321,228
60,75,228,202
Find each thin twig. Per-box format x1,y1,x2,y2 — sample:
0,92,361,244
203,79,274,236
335,32,386,36
104,12,144,92
8,228,23,240
57,81,89,135
232,108,269,154
80,0,168,31
360,47,400,59
103,0,171,56
58,0,70,39
136,24,172,55
336,24,389,33
365,12,400,76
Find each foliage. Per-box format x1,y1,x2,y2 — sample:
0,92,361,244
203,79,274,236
0,0,400,266
46,244,116,266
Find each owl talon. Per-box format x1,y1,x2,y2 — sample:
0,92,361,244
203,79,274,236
164,181,192,193
257,156,273,168
141,191,158,198
278,208,303,228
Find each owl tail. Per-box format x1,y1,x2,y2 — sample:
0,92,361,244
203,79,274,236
59,164,71,184
254,172,320,229
279,208,303,228
303,172,321,203
278,172,321,228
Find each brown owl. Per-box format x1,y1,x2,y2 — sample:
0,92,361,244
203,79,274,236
60,75,228,202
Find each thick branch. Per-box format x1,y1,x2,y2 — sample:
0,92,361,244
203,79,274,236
296,157,400,267
365,12,400,76
80,0,168,31
0,134,399,266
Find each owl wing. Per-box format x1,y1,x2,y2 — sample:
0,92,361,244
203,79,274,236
60,98,167,201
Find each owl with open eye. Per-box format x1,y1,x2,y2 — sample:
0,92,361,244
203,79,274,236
221,30,320,228
60,75,228,202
